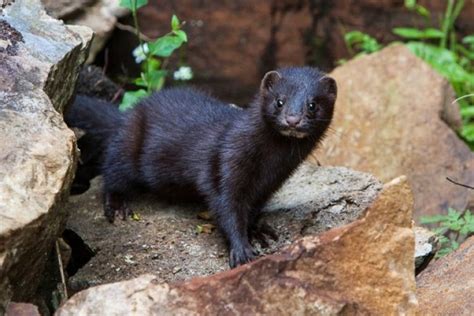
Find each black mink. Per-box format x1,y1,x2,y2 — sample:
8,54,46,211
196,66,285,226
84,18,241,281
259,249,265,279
68,67,337,268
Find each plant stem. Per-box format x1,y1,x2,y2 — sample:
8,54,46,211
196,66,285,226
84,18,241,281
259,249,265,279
441,0,455,48
131,0,151,93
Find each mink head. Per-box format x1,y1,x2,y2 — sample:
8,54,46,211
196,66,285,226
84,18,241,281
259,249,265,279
258,66,337,139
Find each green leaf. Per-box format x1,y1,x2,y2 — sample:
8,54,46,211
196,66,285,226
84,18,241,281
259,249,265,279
171,15,180,31
119,0,148,10
144,70,167,90
461,124,474,141
145,58,161,73
344,31,381,54
134,77,148,88
460,106,474,119
173,30,188,42
420,214,448,224
405,42,474,85
404,0,430,17
460,210,474,235
393,27,443,39
404,0,416,9
119,89,148,111
414,5,430,17
149,35,184,57
463,35,474,44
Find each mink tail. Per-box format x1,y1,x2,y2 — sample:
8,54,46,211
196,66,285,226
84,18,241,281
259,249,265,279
65,95,124,194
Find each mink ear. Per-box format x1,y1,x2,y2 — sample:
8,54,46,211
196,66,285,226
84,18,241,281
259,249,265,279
319,76,337,102
260,70,282,93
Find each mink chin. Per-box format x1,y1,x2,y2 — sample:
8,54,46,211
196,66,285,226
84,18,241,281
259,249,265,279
66,66,337,268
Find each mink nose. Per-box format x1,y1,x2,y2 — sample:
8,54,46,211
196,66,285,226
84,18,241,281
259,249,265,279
285,115,301,127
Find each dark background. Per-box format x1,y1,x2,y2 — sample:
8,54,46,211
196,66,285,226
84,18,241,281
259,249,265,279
99,0,474,104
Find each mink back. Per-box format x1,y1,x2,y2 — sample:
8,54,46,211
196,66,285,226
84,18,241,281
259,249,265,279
101,88,248,200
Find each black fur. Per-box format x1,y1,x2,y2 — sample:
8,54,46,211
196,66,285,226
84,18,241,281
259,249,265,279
70,67,337,268
65,95,124,194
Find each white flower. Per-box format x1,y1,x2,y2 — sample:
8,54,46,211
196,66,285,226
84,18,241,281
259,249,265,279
132,43,149,64
173,66,193,81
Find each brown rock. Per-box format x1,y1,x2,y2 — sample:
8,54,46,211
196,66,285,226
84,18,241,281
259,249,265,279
0,0,92,311
312,45,474,220
57,176,417,315
417,237,474,315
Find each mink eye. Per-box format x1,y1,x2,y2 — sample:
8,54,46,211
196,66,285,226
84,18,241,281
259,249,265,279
307,102,317,112
276,99,284,108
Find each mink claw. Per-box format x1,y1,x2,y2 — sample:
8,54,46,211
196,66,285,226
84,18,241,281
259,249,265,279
259,222,278,241
104,207,116,223
249,222,278,248
119,206,132,221
229,244,256,268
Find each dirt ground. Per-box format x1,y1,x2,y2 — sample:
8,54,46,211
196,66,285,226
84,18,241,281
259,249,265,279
64,165,382,295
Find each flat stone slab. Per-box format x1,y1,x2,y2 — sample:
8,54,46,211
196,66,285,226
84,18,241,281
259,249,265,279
65,164,382,293
58,176,417,315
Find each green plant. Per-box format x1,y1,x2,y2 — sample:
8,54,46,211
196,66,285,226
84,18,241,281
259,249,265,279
344,31,382,56
118,0,192,111
343,0,474,148
421,208,474,257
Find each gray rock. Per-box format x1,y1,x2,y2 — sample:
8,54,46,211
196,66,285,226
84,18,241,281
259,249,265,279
414,226,439,274
0,0,92,311
65,164,382,293
41,0,97,19
42,0,129,63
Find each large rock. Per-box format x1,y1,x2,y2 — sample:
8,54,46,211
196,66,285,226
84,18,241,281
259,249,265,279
0,0,92,311
65,165,382,292
42,0,128,63
312,45,474,220
57,176,417,315
417,237,474,315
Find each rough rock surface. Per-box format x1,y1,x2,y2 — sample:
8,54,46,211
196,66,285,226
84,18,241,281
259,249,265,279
312,45,474,220
0,0,92,311
42,0,128,63
65,165,382,293
6,302,40,316
41,0,97,19
57,176,417,315
417,237,474,315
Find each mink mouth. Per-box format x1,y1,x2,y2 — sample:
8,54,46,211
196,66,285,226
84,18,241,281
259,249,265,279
279,128,308,139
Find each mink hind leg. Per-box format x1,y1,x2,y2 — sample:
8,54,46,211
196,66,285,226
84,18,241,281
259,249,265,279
209,197,256,268
101,153,135,223
103,191,132,223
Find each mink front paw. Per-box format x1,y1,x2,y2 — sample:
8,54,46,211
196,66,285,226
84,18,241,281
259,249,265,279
249,222,278,248
229,243,257,268
104,205,132,223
